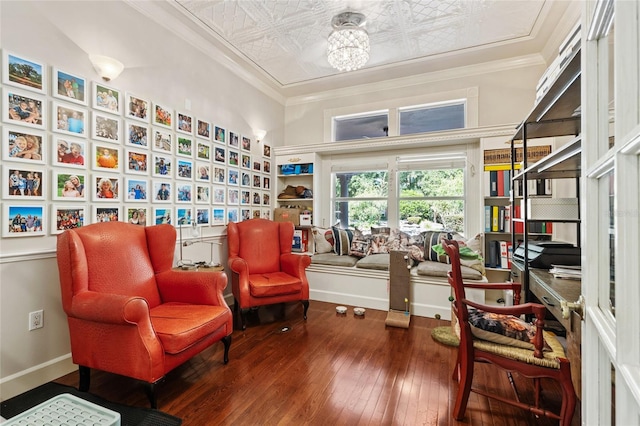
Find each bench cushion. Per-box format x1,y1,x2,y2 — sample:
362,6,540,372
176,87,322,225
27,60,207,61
416,260,483,280
355,253,390,270
311,253,359,267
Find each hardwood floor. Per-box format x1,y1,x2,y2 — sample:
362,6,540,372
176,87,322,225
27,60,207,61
55,301,580,425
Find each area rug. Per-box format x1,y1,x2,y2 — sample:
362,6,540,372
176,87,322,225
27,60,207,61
1,382,182,426
431,325,460,347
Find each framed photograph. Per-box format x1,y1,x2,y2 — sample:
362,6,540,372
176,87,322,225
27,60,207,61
227,168,239,186
262,208,271,220
92,82,121,115
228,150,239,167
263,160,271,174
176,136,193,158
126,206,148,226
3,126,45,165
227,188,239,205
240,208,251,221
52,67,86,105
92,112,121,143
242,136,251,152
176,207,193,225
176,183,193,203
4,204,46,237
228,131,239,148
252,161,261,172
51,171,86,201
125,93,149,122
195,184,210,204
152,128,172,153
152,153,172,177
212,207,226,225
53,136,86,169
240,171,251,187
196,207,210,226
214,146,226,164
125,149,149,175
263,176,271,190
241,154,251,170
92,144,120,172
52,101,86,136
176,159,193,181
227,207,239,224
51,205,86,234
153,206,172,225
92,175,120,201
126,121,149,148
263,143,272,158
262,191,271,206
214,126,225,144
252,173,261,188
240,190,251,205
212,186,226,205
252,191,261,206
252,209,262,219
176,111,193,135
196,118,211,139
196,141,211,161
4,165,45,200
213,166,225,184
4,88,46,129
152,103,172,129
152,180,172,203
125,177,148,202
94,206,121,223
195,162,210,182
3,51,46,94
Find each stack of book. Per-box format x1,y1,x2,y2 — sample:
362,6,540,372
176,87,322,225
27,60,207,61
549,264,582,280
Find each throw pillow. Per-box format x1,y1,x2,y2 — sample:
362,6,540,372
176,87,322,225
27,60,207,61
467,308,551,351
331,226,355,256
422,231,453,262
369,233,390,254
349,234,370,258
312,227,334,254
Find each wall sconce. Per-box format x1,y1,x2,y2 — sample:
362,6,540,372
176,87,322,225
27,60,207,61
89,55,124,82
254,129,267,143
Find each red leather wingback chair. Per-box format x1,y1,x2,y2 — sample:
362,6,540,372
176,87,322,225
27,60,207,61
56,222,233,408
227,218,311,330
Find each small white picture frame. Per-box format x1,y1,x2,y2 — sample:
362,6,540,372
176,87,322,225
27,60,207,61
125,121,149,148
125,149,149,175
195,184,210,204
214,125,225,144
241,153,251,170
227,188,239,205
51,205,87,234
240,208,251,222
196,118,211,140
92,144,121,173
52,100,87,136
195,161,210,182
240,171,251,188
228,131,239,148
94,206,121,223
51,170,87,201
3,126,46,165
196,207,210,226
3,51,46,94
240,190,251,205
4,165,46,200
176,111,193,135
152,180,172,203
92,175,121,201
152,127,172,153
262,191,271,206
263,160,271,174
176,135,193,158
213,146,226,164
153,206,173,225
175,183,193,203
125,177,149,202
175,159,193,181
228,150,239,167
152,153,172,177
212,185,225,205
4,88,46,130
51,67,87,105
126,206,149,226
227,207,239,224
252,173,261,189
213,166,225,184
52,136,86,169
263,143,272,158
196,140,211,161
4,204,46,237
125,93,150,122
262,208,271,220
227,168,239,186
176,207,194,226
241,136,251,152
152,103,172,129
212,207,226,225
92,82,122,115
252,191,261,206
92,111,121,144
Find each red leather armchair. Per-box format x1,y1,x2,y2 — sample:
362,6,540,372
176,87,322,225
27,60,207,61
56,222,233,408
227,218,311,330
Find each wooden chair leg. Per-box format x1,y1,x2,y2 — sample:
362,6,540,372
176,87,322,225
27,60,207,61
145,379,163,409
302,300,309,320
453,356,474,420
222,335,232,364
559,369,577,426
78,365,90,392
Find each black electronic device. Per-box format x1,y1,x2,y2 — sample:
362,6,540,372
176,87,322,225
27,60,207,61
513,241,581,269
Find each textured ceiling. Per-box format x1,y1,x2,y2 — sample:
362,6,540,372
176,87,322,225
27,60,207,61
173,0,548,87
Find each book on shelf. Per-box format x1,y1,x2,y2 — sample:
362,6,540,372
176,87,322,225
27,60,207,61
499,241,513,269
485,169,511,197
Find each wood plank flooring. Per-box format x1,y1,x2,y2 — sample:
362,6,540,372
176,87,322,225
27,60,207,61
54,301,580,425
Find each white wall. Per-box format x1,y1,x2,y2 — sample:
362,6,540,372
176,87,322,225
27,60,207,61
0,0,284,399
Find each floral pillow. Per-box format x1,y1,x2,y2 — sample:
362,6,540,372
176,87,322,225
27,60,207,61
467,308,551,351
368,233,390,254
312,227,334,254
349,234,370,258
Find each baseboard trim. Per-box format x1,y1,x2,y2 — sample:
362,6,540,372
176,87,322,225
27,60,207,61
1,354,75,401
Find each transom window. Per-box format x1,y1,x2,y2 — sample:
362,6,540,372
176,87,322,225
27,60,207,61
333,111,388,141
399,101,465,135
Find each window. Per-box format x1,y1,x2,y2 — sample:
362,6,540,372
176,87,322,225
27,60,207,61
399,101,465,135
333,111,388,141
333,170,388,231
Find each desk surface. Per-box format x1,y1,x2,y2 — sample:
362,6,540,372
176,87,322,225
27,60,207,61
529,268,581,304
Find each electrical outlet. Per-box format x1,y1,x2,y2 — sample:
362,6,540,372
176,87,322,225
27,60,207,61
29,310,43,331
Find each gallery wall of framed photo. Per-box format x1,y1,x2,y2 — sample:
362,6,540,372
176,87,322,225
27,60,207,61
2,49,274,239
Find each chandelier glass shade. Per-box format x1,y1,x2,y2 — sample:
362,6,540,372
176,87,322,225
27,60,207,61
327,12,370,72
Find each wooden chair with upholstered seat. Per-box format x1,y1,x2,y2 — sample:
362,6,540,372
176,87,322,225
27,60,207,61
442,238,576,425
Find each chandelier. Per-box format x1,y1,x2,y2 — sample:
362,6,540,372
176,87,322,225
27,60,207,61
327,11,370,72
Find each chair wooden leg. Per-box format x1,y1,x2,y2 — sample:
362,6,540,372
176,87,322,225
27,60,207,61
302,300,309,320
559,369,577,426
78,365,90,392
453,355,474,420
222,335,232,364
234,298,247,330
145,379,163,409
